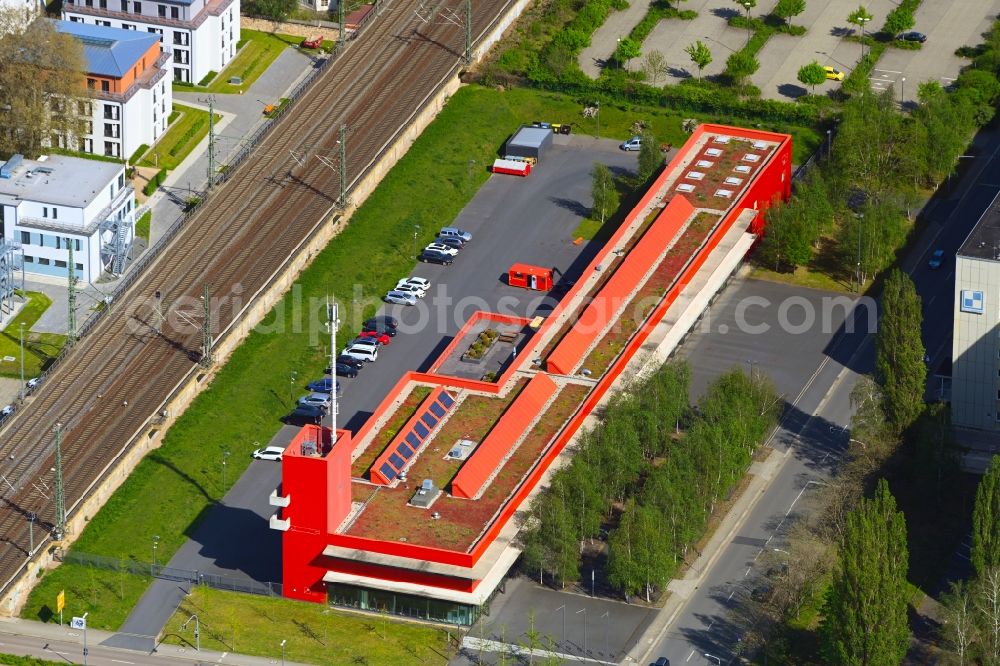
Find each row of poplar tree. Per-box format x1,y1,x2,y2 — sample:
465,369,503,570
519,361,781,601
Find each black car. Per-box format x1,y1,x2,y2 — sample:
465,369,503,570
334,363,359,378
898,31,926,42
364,315,399,329
285,404,324,425
362,322,397,336
332,354,364,371
419,249,454,265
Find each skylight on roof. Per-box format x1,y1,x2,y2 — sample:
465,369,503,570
724,176,743,186
742,153,761,163
676,183,695,193
686,171,705,181
714,189,734,198
753,140,768,150
714,135,731,144
705,148,723,157
734,165,751,174
696,160,714,168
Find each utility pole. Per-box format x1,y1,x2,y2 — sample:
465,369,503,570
53,422,65,541
67,242,76,347
338,124,347,209
327,296,339,432
464,0,472,64
203,97,216,190
200,284,213,368
18,322,25,401
338,0,346,52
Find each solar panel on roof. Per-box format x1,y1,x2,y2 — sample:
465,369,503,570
389,453,405,469
438,392,455,407
429,402,446,418
406,432,421,448
397,442,414,459
414,422,429,438
379,463,397,481
421,412,438,428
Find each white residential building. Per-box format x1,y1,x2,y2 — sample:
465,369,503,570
54,20,172,160
62,0,238,84
0,154,135,283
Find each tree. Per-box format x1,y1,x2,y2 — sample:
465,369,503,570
797,61,828,94
976,567,1000,663
757,199,814,270
684,40,712,79
973,456,1000,579
820,479,910,666
637,131,662,182
847,6,875,58
614,37,642,71
940,580,977,666
725,50,759,85
591,162,619,224
875,269,926,433
0,17,88,158
914,81,975,187
641,50,668,86
773,0,806,26
247,0,297,20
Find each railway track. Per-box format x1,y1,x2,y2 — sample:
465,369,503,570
0,0,512,594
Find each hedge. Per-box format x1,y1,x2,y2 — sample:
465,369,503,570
142,168,166,196
167,117,206,157
197,70,217,86
127,144,149,165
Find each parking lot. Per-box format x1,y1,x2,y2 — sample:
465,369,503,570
155,134,638,586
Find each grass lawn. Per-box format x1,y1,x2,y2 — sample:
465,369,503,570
162,588,451,665
749,265,857,294
138,104,220,171
135,210,152,241
572,217,604,240
0,654,79,666
22,84,829,630
0,291,65,378
172,30,295,95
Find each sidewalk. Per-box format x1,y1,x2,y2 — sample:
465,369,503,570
578,0,655,78
0,616,313,666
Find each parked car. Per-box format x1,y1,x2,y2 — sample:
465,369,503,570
307,378,342,393
333,363,359,378
361,322,396,337
898,31,926,42
384,290,418,306
928,249,944,269
823,65,845,81
285,404,325,425
358,330,392,345
438,227,472,243
419,250,454,265
393,283,427,299
396,277,431,291
253,445,286,460
620,136,641,151
341,344,378,362
434,236,464,250
365,315,399,329
424,243,459,256
25,377,39,394
298,393,332,409
650,658,670,666
0,405,13,419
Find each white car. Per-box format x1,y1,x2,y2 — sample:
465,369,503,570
252,446,285,461
25,378,39,393
424,243,458,257
396,277,431,291
298,393,332,409
394,283,426,298
0,405,13,419
384,290,418,306
341,344,378,362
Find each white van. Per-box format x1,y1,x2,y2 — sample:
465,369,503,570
342,344,378,362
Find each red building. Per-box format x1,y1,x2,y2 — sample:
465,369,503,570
272,124,791,624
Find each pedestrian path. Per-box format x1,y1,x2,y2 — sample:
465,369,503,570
578,0,656,77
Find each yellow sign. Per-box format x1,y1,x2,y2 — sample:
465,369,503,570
56,590,64,614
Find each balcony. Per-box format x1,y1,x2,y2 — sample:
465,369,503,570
269,489,290,507
269,513,290,531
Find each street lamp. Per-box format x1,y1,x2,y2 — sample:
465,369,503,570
740,0,753,43
280,639,287,666
900,76,906,108
412,224,420,260
705,654,722,665
555,605,566,647
616,38,621,69
745,358,756,381
826,129,832,159
576,608,587,655
182,614,201,651
222,450,230,488
18,322,25,401
858,15,871,58
595,100,600,139
152,535,160,566
289,370,297,406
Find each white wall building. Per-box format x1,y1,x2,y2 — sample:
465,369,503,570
0,0,43,29
54,20,172,160
0,154,135,284
951,191,1000,431
62,0,238,84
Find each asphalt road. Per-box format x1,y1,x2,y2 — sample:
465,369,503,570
644,121,1000,666
111,136,638,641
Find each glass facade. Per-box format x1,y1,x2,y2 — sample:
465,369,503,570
328,583,479,626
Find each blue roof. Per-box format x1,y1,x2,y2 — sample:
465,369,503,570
53,20,159,78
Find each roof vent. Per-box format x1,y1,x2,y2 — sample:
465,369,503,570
421,478,434,491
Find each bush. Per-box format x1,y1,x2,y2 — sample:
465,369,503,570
890,39,922,50
197,70,217,86
168,117,206,157
127,144,149,165
142,169,167,196
955,45,987,58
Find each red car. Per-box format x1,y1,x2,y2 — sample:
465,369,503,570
302,35,323,49
358,330,391,345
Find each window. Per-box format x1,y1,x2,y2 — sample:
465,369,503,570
87,78,96,90
75,239,81,252
69,14,80,20
157,4,165,16
104,123,119,138
133,0,140,10
119,173,125,188
76,263,83,271
104,141,118,157
19,231,29,244
42,207,48,218
23,256,33,264
120,0,127,9
173,31,188,45
84,0,92,6
99,0,106,8
56,237,60,250
175,49,188,64
103,105,119,120
55,260,67,268
170,6,178,17
101,80,110,92
37,257,50,266
53,208,57,220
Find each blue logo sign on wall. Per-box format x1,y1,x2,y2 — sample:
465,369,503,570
961,290,985,314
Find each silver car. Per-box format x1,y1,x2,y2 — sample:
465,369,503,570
298,393,332,409
384,290,417,305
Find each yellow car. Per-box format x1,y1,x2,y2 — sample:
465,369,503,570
824,66,845,81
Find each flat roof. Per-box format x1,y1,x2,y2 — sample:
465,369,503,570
959,190,1000,261
54,19,159,77
0,154,121,209
509,126,551,149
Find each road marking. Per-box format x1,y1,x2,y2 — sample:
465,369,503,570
874,68,902,74
728,590,735,601
111,660,135,664
218,651,229,662
687,649,696,661
765,535,772,545
745,567,751,577
753,548,762,561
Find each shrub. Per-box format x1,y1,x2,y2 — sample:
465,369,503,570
890,39,921,50
168,117,207,157
552,28,591,52
127,144,149,165
197,70,217,86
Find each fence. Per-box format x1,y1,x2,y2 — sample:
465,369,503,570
55,550,284,598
